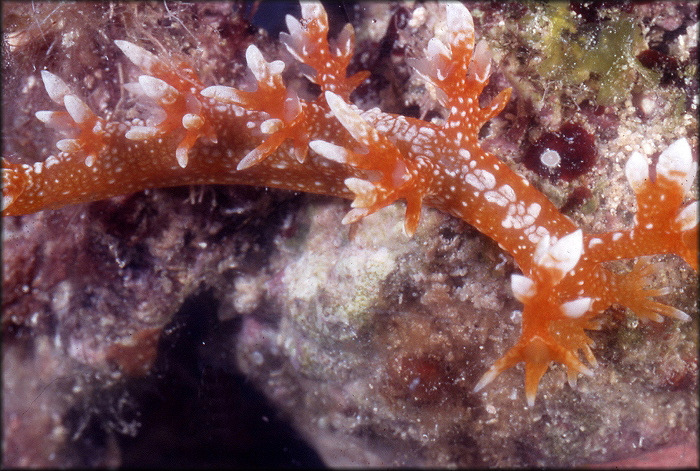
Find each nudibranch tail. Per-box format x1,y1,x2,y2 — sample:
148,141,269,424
2,160,32,212
2,2,696,408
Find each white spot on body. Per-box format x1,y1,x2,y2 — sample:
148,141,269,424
561,297,593,318
484,190,508,207
498,184,516,202
182,113,204,131
511,274,535,301
534,229,584,281
475,169,495,189
527,203,541,218
588,238,603,248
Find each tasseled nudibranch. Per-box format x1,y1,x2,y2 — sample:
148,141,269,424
3,2,697,406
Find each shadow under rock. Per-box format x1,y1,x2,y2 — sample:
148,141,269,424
117,290,325,469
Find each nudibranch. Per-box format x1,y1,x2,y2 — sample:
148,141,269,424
2,2,697,407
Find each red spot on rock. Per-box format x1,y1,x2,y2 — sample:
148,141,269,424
387,353,457,404
560,186,593,214
522,123,597,182
105,327,162,376
637,48,682,86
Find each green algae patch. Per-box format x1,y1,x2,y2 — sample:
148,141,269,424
534,5,661,106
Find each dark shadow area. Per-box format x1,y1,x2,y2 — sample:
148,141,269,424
118,290,325,469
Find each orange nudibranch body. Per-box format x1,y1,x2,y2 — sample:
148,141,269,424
2,2,697,406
